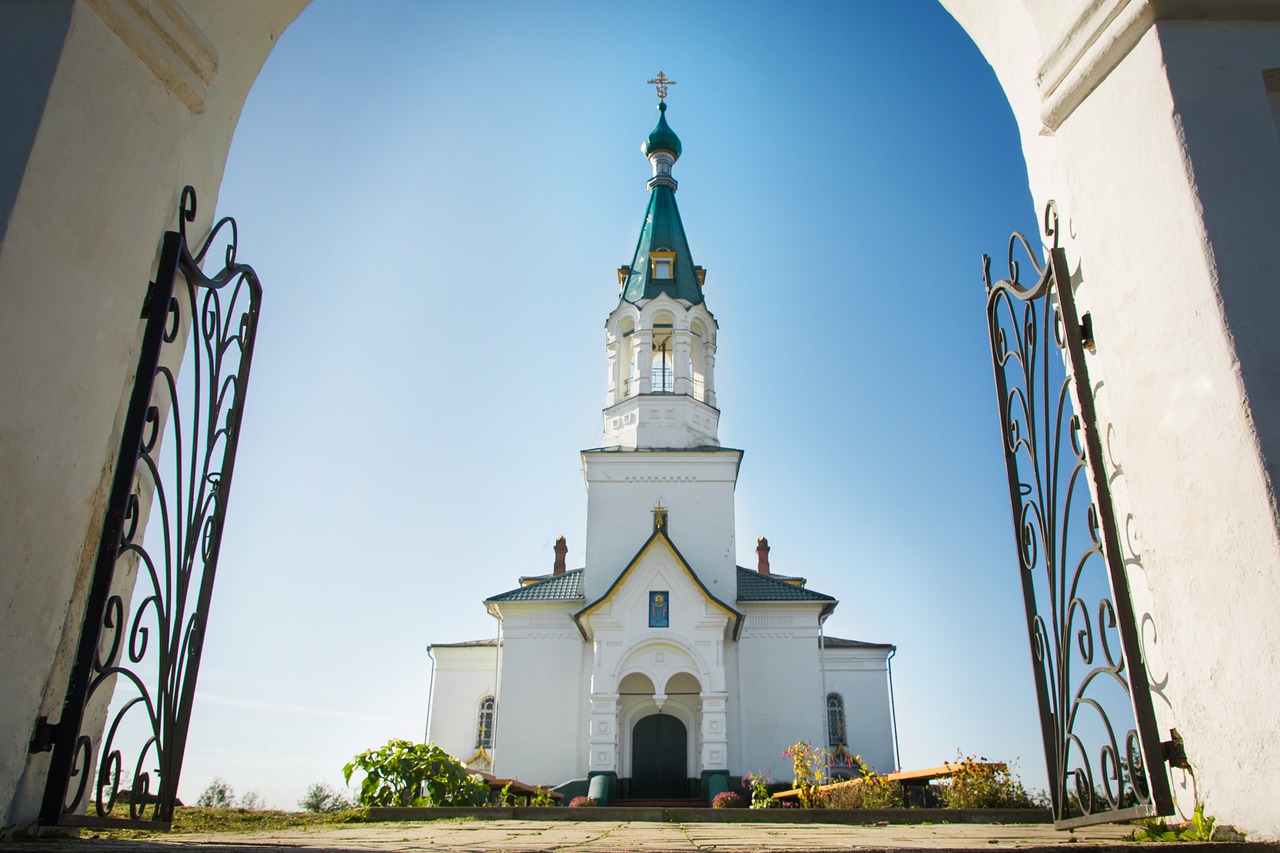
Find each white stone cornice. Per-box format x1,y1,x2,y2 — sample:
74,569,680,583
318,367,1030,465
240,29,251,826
85,0,219,114
1038,0,1280,132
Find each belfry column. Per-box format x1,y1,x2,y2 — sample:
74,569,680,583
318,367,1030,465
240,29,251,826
700,692,730,798
702,341,717,408
606,337,621,406
673,330,692,396
587,694,619,803
634,331,654,394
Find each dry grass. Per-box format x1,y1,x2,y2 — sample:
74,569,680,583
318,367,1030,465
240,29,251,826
83,806,368,839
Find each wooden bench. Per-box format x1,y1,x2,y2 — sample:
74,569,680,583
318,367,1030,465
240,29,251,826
772,762,1007,803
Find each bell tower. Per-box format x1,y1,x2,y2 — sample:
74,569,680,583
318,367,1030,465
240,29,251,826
602,81,720,450
583,76,741,604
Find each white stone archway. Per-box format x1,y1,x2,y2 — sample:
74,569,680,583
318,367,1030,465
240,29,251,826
3,0,1280,837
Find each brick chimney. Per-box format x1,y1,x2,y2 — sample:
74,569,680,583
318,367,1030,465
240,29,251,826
553,536,567,575
756,536,771,575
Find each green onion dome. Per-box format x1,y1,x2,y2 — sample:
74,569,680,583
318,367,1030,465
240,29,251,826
641,102,682,161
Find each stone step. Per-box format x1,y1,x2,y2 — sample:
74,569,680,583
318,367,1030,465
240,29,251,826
610,797,708,808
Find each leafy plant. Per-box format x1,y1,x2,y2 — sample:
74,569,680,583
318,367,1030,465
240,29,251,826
568,796,596,807
1131,803,1216,842
195,777,236,809
529,786,556,807
342,739,487,808
742,771,778,809
782,741,833,809
299,782,354,813
938,754,1038,809
712,791,744,808
819,757,905,809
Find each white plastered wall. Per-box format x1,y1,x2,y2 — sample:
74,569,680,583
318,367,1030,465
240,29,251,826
581,450,741,603
734,604,827,784
426,646,499,766
821,646,895,774
488,602,583,787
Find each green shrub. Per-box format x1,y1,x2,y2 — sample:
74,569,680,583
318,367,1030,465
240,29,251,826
342,740,487,808
818,764,905,810
937,754,1039,809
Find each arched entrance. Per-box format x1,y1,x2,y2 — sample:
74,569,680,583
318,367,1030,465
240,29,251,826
630,714,687,799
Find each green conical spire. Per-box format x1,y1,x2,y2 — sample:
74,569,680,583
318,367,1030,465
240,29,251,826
621,102,704,305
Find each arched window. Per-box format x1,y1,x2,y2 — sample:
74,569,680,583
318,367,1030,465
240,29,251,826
826,693,847,749
476,696,495,748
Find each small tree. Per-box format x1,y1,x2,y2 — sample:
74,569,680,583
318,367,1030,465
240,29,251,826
299,782,353,813
239,791,265,810
343,739,487,807
196,777,236,809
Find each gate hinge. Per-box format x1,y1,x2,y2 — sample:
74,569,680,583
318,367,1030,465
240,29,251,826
140,280,156,319
1162,728,1190,770
1079,312,1096,353
28,716,58,754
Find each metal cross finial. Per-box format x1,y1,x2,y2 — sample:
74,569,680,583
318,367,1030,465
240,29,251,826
647,70,676,101
652,500,668,532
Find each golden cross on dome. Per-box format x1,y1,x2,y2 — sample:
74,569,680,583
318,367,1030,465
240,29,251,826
647,70,676,101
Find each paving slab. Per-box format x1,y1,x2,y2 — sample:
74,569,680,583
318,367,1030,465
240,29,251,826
5,818,1255,853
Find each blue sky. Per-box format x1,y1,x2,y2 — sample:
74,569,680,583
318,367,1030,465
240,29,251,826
174,0,1045,808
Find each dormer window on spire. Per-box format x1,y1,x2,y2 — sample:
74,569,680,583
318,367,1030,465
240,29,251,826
650,251,675,280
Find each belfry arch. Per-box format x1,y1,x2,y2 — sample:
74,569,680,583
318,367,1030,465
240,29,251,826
2,0,1280,838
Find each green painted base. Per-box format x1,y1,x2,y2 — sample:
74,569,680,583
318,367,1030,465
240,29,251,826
587,771,618,806
700,770,729,802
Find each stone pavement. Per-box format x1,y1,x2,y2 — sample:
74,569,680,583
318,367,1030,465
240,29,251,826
6,819,1249,853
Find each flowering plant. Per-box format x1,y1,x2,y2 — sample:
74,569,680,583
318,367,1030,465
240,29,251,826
782,741,833,809
568,795,597,807
742,771,777,809
711,791,744,808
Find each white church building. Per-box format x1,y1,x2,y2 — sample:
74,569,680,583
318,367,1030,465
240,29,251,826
426,90,897,804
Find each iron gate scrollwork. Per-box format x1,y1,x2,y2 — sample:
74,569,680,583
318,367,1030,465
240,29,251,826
984,202,1174,828
37,186,261,829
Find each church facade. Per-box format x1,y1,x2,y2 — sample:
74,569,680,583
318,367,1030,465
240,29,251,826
427,91,897,802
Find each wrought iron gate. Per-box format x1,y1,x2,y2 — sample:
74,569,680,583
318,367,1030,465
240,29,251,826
34,187,261,829
984,203,1176,828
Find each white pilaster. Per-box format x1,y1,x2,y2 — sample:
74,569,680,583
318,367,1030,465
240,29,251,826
673,330,692,396
702,342,717,408
634,331,653,394
700,692,729,771
588,694,620,774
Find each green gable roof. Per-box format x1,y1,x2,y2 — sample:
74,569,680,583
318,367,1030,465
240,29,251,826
735,566,836,603
486,568,584,603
